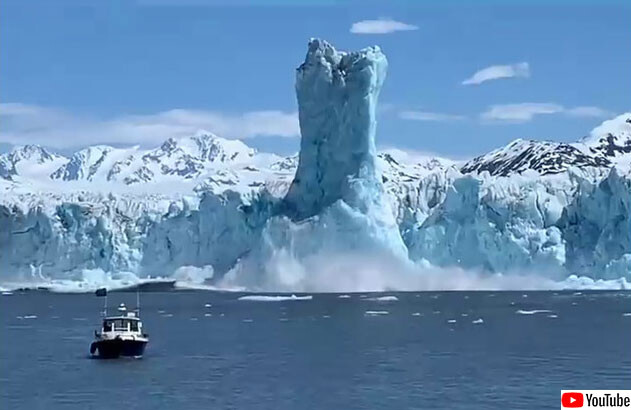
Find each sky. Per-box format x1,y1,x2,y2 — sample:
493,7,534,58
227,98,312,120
1,0,630,158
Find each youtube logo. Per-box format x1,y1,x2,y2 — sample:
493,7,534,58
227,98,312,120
562,392,584,408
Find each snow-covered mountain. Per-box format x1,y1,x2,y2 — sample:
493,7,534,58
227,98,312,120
0,145,67,181
49,133,256,184
461,114,631,176
0,40,629,291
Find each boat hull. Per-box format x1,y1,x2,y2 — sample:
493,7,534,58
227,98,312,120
90,338,147,359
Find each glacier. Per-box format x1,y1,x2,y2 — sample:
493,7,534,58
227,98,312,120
0,39,630,292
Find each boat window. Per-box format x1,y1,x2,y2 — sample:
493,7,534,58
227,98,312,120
130,320,138,332
103,321,112,332
114,319,128,331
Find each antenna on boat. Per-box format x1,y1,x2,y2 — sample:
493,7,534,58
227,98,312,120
136,288,140,316
95,287,108,317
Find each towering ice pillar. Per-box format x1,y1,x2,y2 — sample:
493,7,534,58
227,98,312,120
284,38,388,219
223,39,409,290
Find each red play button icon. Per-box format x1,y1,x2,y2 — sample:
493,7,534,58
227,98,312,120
562,392,584,408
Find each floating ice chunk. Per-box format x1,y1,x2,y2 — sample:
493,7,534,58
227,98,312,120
1,291,13,296
623,313,631,317
547,314,558,318
367,296,398,302
472,318,484,324
447,319,457,323
365,310,389,316
238,294,313,302
204,303,212,308
412,312,423,316
338,294,351,299
204,313,212,317
23,315,37,319
515,309,552,315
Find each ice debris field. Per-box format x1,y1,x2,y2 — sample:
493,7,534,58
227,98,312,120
1,39,630,292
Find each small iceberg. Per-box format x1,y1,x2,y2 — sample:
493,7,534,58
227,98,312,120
516,309,552,315
367,296,398,302
204,303,212,308
365,310,389,316
238,294,313,302
622,313,631,317
472,318,484,324
447,319,457,324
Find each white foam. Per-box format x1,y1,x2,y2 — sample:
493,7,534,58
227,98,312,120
516,309,552,315
547,314,558,318
365,310,389,316
472,318,484,324
1,291,13,296
337,294,351,299
238,294,313,302
412,312,423,316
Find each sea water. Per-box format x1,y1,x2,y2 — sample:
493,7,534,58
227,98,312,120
1,290,630,409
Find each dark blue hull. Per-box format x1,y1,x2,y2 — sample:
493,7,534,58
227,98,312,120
90,339,147,359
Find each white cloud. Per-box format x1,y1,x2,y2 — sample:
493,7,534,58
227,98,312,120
564,106,614,118
462,62,530,85
399,111,466,122
480,103,612,123
0,103,300,148
350,19,418,34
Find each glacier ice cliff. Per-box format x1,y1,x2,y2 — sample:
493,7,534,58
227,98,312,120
0,39,630,291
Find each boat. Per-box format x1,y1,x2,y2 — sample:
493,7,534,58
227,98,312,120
90,289,149,359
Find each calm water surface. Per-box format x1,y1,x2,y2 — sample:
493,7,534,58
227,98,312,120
1,290,630,409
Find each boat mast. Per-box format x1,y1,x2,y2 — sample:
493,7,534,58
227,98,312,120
103,293,108,317
136,288,140,316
